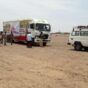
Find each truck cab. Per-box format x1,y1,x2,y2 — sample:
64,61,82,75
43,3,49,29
28,19,51,46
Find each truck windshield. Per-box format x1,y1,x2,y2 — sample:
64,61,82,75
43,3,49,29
36,23,51,32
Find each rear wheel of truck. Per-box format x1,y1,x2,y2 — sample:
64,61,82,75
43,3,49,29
74,42,82,51
43,42,47,46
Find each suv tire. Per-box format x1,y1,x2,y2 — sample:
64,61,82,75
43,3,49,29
74,42,82,51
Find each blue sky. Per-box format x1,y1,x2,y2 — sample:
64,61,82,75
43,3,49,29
0,0,88,32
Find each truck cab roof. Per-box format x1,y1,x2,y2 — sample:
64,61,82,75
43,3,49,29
31,19,49,24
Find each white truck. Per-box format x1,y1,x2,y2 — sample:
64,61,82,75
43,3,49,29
68,26,88,51
3,19,51,46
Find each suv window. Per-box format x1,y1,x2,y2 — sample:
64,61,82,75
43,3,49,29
80,31,88,36
71,31,79,36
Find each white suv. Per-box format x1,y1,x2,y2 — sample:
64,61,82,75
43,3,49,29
68,26,88,51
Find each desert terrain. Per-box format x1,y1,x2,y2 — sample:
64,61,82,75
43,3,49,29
0,34,88,88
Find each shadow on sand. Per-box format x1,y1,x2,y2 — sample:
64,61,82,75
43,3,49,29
69,48,88,52
12,42,51,48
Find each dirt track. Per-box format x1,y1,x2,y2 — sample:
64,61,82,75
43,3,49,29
0,34,88,88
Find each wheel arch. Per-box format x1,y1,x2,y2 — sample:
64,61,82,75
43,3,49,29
74,41,83,46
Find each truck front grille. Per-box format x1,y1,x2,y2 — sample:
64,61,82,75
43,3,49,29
38,34,49,39
43,34,48,39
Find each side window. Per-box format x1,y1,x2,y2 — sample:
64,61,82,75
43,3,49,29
71,31,79,36
80,31,88,36
30,24,34,29
86,31,88,36
71,31,75,36
75,31,79,36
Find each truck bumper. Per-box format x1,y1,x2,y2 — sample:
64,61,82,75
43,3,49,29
35,39,51,43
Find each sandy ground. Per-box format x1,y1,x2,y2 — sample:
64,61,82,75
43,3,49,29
0,34,88,88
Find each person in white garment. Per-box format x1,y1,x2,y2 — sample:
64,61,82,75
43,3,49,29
26,33,33,48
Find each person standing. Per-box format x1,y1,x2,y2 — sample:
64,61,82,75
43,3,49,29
26,33,33,48
39,32,43,47
3,31,7,46
10,31,13,45
0,32,3,44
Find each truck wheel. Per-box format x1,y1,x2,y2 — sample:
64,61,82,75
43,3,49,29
43,42,47,46
74,43,82,51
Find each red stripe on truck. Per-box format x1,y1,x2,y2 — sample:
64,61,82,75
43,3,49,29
15,36,27,41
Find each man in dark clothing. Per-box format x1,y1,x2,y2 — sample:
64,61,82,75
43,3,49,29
0,32,3,44
10,31,13,45
3,32,7,46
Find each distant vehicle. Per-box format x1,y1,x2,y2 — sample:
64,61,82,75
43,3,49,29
3,19,51,46
68,26,88,51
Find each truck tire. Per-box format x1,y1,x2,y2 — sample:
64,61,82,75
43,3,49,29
74,42,82,51
43,42,47,46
